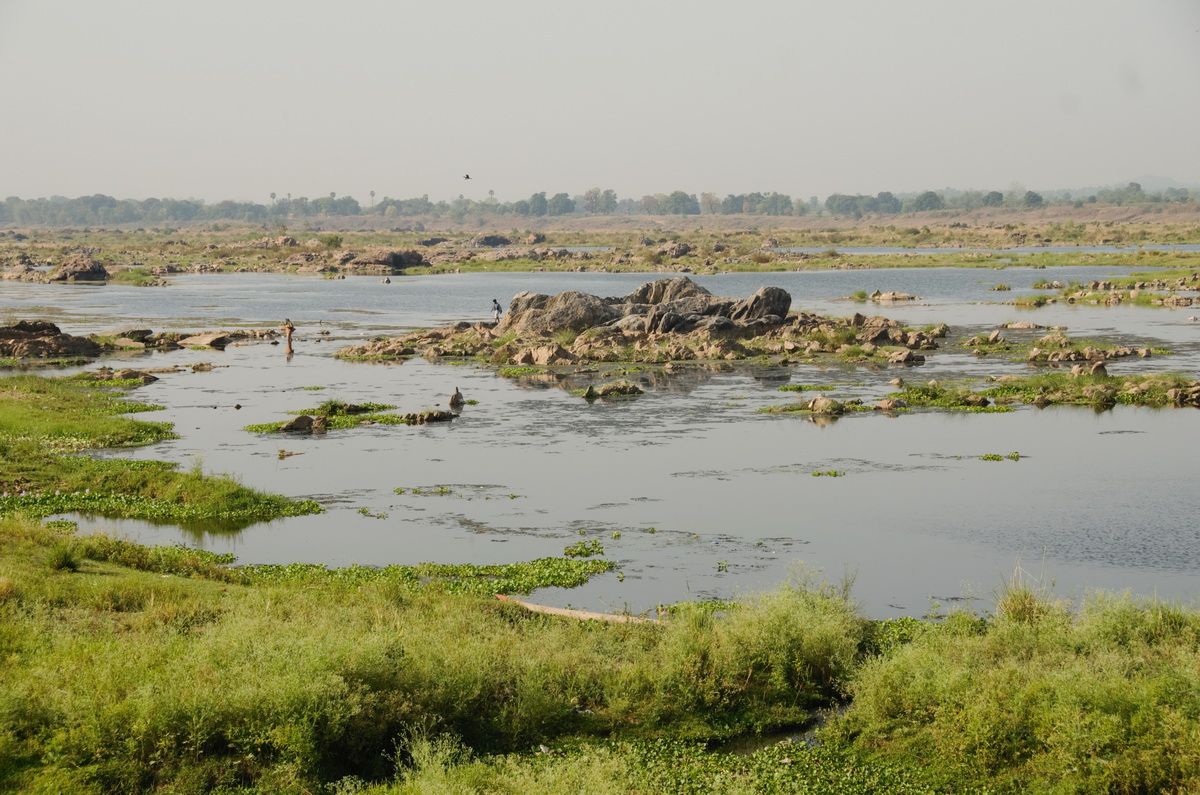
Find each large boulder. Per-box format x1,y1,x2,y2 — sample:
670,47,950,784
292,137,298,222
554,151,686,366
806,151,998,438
728,286,791,321
499,291,620,335
471,234,512,248
624,277,711,305
0,321,102,358
346,248,425,272
48,253,107,283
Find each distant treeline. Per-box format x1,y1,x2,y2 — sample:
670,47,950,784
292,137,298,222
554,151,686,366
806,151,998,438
2,183,1194,226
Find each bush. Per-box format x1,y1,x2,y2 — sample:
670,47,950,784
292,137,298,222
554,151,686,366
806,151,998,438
318,233,344,249
47,540,80,571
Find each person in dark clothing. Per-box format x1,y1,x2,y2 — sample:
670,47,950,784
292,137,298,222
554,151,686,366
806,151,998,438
491,299,503,324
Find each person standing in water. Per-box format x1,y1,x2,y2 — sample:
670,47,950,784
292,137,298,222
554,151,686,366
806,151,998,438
281,318,296,355
491,299,503,324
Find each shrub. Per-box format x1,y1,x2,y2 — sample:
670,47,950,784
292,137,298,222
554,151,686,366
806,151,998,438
47,540,80,571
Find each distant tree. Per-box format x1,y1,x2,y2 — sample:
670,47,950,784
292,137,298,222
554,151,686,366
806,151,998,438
270,192,276,204
528,192,548,216
369,190,376,207
874,191,901,214
699,192,720,214
1023,191,1044,208
513,199,531,216
825,194,864,218
719,194,743,214
909,191,945,212
547,192,575,215
982,191,1004,207
598,189,618,214
581,188,603,214
662,191,700,215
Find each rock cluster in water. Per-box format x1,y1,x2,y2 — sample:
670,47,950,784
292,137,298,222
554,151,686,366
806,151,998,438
337,277,943,365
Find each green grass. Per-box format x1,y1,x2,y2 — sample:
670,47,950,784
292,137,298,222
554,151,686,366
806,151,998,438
245,413,414,433
0,375,322,529
0,518,866,792
497,366,543,377
811,470,845,477
292,399,396,417
985,372,1194,408
2,516,1200,791
833,586,1200,792
887,383,1014,413
109,267,162,286
357,735,936,794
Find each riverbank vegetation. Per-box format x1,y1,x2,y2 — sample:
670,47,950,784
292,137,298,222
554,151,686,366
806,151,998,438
2,517,1198,793
0,375,321,528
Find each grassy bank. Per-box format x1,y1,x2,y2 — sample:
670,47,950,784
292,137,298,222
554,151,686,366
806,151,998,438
1,518,1198,793
0,374,321,528
0,517,862,792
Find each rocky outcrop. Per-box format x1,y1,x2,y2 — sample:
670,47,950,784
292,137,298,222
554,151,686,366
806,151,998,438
500,291,621,335
0,321,102,359
47,253,108,283
345,248,425,273
337,277,936,367
472,234,512,248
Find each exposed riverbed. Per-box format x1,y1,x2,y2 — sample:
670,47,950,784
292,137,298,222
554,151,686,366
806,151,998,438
2,267,1198,616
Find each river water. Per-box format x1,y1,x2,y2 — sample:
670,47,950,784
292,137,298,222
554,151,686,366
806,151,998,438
2,267,1198,616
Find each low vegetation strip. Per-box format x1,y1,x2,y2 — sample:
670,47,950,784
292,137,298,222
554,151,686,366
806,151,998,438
0,374,321,528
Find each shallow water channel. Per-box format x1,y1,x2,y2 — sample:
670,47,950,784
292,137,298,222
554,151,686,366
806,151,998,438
3,266,1198,616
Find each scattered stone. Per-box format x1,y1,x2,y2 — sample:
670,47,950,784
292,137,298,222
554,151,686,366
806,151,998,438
888,349,925,365
807,396,844,415
871,290,917,303
595,381,643,398
178,332,231,350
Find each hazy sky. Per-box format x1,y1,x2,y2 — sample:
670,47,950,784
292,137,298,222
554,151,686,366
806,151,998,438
2,0,1198,202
